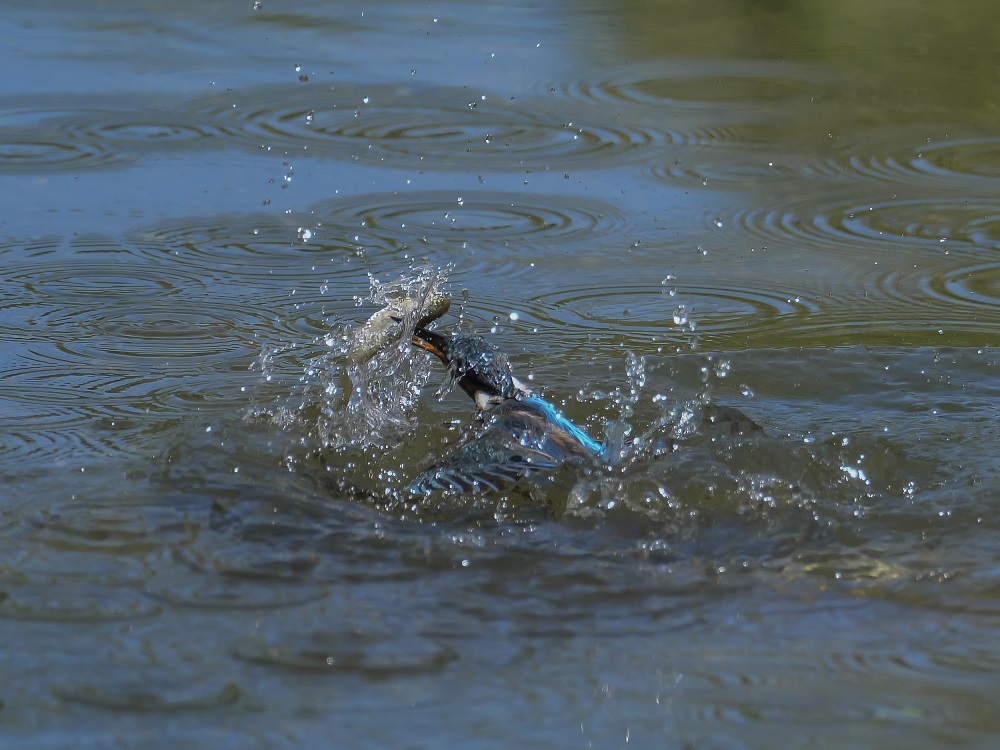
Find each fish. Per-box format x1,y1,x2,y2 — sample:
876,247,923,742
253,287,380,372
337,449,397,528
347,289,451,363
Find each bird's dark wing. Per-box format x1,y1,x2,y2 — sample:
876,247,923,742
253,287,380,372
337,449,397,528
406,433,558,495
701,404,763,436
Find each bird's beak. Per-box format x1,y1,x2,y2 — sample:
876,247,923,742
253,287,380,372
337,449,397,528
411,327,449,364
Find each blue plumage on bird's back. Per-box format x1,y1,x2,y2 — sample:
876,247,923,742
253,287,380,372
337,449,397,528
406,395,603,495
519,396,604,458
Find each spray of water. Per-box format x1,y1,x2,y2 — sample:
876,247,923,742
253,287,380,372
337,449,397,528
249,264,451,455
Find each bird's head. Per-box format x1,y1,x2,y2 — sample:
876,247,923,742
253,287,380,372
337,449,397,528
412,328,531,410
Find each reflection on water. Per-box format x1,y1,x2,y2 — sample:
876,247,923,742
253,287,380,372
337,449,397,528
1,0,1000,746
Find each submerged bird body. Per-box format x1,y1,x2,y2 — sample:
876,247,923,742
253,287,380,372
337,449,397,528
407,328,603,495
351,293,760,495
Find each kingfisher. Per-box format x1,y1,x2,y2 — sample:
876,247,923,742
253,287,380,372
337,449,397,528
348,284,760,496
406,327,604,495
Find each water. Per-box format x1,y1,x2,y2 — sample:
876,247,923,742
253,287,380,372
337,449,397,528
1,0,999,747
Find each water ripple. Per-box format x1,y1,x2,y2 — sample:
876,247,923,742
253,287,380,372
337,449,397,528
536,59,833,113
913,135,1000,184
459,279,822,353
309,190,625,247
0,356,113,467
3,271,258,365
145,575,328,610
231,626,457,676
728,197,1000,255
648,147,800,187
53,674,242,712
0,96,228,171
73,306,250,361
0,238,209,342
806,132,1000,188
187,83,684,169
30,501,199,555
0,344,246,468
473,261,1000,351
128,216,385,327
47,109,230,151
128,214,360,277
0,582,159,623
0,129,135,175
923,262,1000,310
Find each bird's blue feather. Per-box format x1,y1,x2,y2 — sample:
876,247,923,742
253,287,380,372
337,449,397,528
521,396,604,457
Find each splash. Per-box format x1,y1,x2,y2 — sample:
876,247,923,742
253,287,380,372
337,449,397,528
331,265,451,448
249,265,451,453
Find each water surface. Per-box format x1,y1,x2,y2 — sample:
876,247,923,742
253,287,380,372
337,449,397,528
1,0,999,747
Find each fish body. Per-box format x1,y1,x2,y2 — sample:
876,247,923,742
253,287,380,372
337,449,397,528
348,291,450,363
